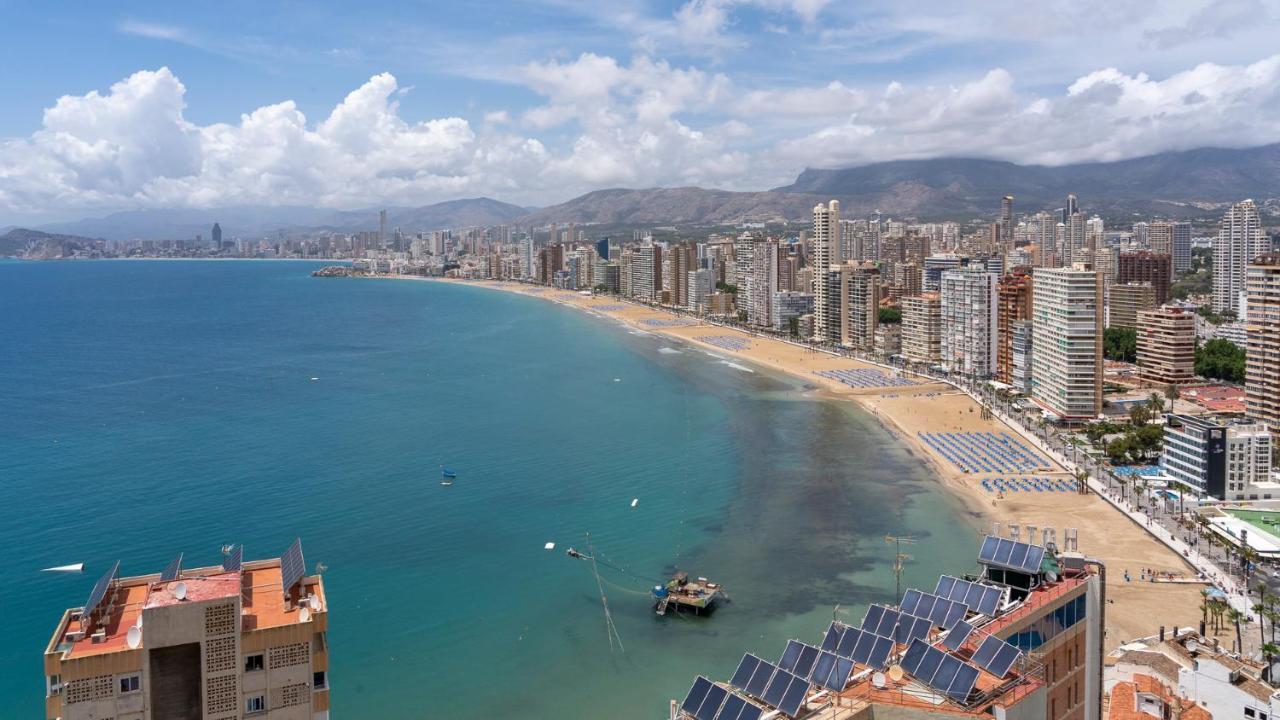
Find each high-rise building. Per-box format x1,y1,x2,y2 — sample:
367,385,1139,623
838,261,880,351
1117,252,1172,305
43,542,329,720
211,222,222,249
520,234,535,279
1010,320,1034,394
1032,265,1103,422
1163,415,1274,499
996,269,1033,385
811,201,841,342
1065,192,1079,221
1107,283,1156,330
378,209,387,247
771,291,814,333
922,254,968,292
1136,307,1196,386
1091,247,1117,298
1214,200,1269,314
747,240,780,326
999,195,1014,250
1169,221,1192,273
1063,213,1087,266
631,244,662,302
687,268,713,311
733,233,756,290
1245,253,1280,435
902,293,942,365
940,267,999,377
670,244,697,308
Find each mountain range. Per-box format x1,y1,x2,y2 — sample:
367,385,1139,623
7,143,1280,245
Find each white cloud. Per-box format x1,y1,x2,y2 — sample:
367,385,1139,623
3,51,1280,222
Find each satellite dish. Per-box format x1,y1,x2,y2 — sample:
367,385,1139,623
299,607,312,622
872,672,886,688
887,665,904,683
308,595,321,612
1045,570,1059,583
126,626,142,649
173,582,187,601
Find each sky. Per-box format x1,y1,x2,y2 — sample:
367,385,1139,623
2,0,1280,224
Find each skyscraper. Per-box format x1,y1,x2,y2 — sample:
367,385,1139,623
940,267,999,377
996,269,1033,384
211,222,222,249
837,261,880,351
1118,251,1172,305
811,201,841,342
1032,265,1103,421
378,209,387,247
902,293,942,365
999,195,1014,250
1245,253,1280,435
746,240,779,326
1213,200,1269,314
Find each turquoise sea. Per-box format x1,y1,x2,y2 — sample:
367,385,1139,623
0,260,981,718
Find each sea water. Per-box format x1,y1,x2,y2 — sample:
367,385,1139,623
0,260,981,718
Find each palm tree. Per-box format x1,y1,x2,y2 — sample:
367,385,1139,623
1263,643,1280,681
1229,608,1246,654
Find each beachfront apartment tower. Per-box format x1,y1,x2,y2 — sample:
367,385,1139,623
837,261,880,351
902,293,942,365
43,542,328,720
1214,200,1269,314
1246,253,1280,435
631,244,663,303
811,201,841,342
747,240,780,327
996,269,1033,385
1136,307,1196,387
1010,320,1034,394
940,267,999,377
1032,265,1103,422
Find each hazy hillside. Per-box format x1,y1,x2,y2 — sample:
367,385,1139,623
520,188,825,225
0,228,97,258
37,198,532,241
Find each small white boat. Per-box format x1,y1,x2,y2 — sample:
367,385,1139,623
42,563,84,573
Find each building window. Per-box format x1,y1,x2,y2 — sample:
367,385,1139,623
1245,709,1256,718
119,674,141,694
47,674,61,697
244,653,264,672
246,695,266,715
313,670,327,689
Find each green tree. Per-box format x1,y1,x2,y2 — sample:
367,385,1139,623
878,306,902,324
1196,338,1247,383
1104,327,1137,362
716,281,738,294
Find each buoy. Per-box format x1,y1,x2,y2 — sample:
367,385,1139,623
544,542,556,551
630,498,639,508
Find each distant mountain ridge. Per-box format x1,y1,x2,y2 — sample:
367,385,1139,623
35,198,532,241
0,228,98,258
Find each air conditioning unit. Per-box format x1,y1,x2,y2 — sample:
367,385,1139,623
65,631,85,643
91,630,107,644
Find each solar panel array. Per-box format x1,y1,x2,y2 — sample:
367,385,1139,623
934,575,1003,616
861,604,933,644
778,640,820,678
977,535,1046,574
900,589,969,629
972,635,1023,678
943,619,975,651
222,544,243,573
824,622,895,670
84,560,120,617
281,538,306,599
807,650,856,692
161,553,183,582
899,639,982,702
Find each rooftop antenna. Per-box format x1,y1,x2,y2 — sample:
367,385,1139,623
884,535,916,602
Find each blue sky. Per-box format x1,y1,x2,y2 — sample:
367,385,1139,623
2,0,1279,223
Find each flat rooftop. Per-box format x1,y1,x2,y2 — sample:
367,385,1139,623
48,558,325,661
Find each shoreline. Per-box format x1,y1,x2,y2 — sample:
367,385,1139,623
361,274,1218,650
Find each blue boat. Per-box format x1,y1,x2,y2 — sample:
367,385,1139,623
442,467,457,479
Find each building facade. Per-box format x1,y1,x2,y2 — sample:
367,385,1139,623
997,269,1034,384
902,293,943,365
811,201,841,341
1162,415,1274,500
1136,307,1196,386
1032,266,1103,422
1117,252,1172,305
1214,200,1269,314
1246,253,1280,435
1108,283,1156,330
940,267,999,377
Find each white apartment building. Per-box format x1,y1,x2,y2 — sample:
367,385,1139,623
940,267,999,377
1162,415,1275,500
1213,199,1269,314
1031,265,1103,422
811,201,841,342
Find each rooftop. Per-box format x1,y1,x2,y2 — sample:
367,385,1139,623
47,552,325,661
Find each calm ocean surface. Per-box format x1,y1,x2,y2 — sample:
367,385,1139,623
0,260,981,718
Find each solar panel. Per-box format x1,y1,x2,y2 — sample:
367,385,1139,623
778,674,809,718
862,605,885,633
822,622,842,652
730,654,762,689
832,656,855,690
972,635,1022,678
868,635,895,670
947,663,981,701
682,676,713,716
745,661,776,699
863,604,901,637
280,538,306,599
915,644,944,683
941,600,969,629
900,639,983,704
762,669,794,708
894,614,933,644
899,638,929,676
793,644,819,679
696,684,729,720
160,553,182,582
717,693,746,720
222,544,243,573
849,630,876,665
932,654,961,692
778,641,804,673
935,575,957,597
736,701,764,720
944,620,974,651
837,626,862,658
809,651,837,689
900,589,923,615
84,560,120,617
977,535,1047,574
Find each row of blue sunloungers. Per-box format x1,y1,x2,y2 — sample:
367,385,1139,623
918,431,1044,474
981,477,1075,493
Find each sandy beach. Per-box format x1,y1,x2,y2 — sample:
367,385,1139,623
397,277,1214,650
